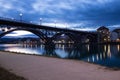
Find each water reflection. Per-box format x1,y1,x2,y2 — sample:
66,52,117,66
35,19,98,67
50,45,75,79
0,43,120,68
43,44,57,57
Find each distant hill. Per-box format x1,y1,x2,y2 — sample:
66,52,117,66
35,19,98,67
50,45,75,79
0,37,39,44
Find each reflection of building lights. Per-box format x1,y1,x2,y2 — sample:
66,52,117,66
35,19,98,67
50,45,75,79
87,45,89,51
100,54,102,59
92,56,95,62
117,45,120,51
58,44,61,48
107,45,111,58
62,45,65,50
87,58,90,62
104,45,106,52
96,54,99,61
40,45,42,48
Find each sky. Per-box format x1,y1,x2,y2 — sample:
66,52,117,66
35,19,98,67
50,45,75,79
0,0,120,37
3,31,38,38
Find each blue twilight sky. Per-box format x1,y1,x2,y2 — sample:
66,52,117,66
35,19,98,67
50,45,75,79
0,0,120,36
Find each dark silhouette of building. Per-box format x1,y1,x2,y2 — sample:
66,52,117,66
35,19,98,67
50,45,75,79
97,26,110,43
111,28,120,42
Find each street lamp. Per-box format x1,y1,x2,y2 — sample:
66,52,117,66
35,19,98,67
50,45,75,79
30,21,33,23
19,13,23,22
39,18,42,25
11,18,14,20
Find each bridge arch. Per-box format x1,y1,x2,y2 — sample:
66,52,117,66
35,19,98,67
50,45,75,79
51,32,77,43
0,28,47,42
81,34,96,43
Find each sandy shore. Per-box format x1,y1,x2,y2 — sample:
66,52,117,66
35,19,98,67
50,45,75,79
0,51,120,80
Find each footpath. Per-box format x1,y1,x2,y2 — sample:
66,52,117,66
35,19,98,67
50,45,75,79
0,51,120,80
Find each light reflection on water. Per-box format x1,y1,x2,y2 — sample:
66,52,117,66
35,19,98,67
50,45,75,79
0,44,120,68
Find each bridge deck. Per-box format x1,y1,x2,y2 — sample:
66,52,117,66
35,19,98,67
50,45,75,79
0,19,95,34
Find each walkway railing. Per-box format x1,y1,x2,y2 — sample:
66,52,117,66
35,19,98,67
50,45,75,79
0,16,97,34
0,16,36,25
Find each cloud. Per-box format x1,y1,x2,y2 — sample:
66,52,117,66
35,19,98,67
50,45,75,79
32,0,75,13
0,0,120,31
31,0,120,27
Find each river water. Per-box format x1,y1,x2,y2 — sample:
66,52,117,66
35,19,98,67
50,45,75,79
0,44,120,68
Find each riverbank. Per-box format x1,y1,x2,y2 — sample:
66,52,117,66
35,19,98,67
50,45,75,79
0,65,26,80
0,51,120,80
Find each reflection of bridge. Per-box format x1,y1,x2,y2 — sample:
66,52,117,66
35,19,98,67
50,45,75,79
0,18,97,44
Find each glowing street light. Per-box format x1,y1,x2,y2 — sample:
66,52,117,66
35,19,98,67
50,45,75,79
39,18,42,25
11,18,14,20
19,13,23,22
30,21,33,23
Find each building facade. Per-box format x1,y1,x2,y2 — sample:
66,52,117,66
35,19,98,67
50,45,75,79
97,26,110,43
111,29,120,42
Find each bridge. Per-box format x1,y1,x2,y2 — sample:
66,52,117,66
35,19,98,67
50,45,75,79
0,18,97,45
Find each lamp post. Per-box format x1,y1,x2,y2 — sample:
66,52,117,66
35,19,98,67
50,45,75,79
11,18,14,20
54,20,56,28
65,23,67,29
19,13,23,22
39,18,42,25
30,21,33,23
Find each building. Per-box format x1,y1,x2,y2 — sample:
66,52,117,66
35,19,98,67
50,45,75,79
111,29,120,42
97,26,110,43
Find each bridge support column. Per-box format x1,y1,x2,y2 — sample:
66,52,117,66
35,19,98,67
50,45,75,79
74,39,82,45
44,37,55,48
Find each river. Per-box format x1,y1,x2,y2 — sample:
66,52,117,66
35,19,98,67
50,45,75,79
0,43,120,68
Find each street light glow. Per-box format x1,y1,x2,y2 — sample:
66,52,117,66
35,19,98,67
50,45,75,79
19,13,23,22
19,13,23,16
39,18,42,25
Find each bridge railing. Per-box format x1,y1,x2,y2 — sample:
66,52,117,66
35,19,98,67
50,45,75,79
0,16,37,25
0,16,97,33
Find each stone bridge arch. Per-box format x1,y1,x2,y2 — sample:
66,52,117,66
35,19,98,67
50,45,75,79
81,34,96,43
0,28,47,42
51,32,77,43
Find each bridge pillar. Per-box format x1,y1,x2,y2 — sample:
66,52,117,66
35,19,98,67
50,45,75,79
44,37,55,48
73,34,83,44
75,40,82,44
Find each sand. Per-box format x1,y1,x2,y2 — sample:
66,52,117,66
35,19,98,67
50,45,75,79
0,51,120,80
